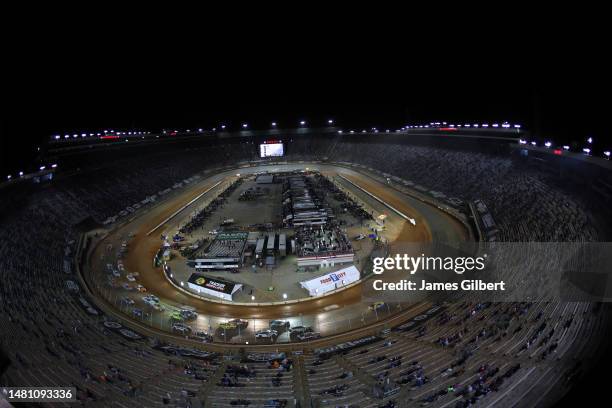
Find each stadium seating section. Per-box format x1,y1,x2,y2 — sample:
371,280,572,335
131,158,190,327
0,133,610,406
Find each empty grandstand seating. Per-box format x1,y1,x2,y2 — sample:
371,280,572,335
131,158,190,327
0,132,610,406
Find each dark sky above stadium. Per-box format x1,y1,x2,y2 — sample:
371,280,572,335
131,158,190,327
0,81,607,177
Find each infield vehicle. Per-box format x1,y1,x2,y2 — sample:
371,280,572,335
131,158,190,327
221,218,235,226
369,302,386,311
126,274,136,282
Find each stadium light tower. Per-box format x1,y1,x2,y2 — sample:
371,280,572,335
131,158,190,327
300,120,306,126
242,123,248,129
271,122,277,127
604,151,611,159
221,124,226,129
282,293,288,299
328,119,334,125
587,137,593,144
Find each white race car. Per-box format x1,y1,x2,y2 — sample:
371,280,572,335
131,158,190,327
152,303,165,312
255,329,278,339
172,323,192,335
143,295,159,306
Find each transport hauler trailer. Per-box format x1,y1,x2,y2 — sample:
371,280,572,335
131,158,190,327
267,233,276,253
279,234,287,257
255,238,265,259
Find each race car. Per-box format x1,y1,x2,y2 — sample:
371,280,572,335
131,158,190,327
170,312,185,322
289,326,312,335
269,320,290,331
143,295,159,306
172,323,192,335
180,309,198,320
228,318,248,329
255,329,278,340
369,302,386,311
218,321,237,331
297,331,321,341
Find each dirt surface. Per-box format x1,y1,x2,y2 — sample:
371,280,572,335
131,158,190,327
91,164,469,320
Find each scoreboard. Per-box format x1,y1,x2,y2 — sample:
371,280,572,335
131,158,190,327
260,140,284,157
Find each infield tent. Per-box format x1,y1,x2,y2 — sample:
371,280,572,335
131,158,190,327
187,274,242,301
300,265,360,296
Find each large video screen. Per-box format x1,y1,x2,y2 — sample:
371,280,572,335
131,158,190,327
260,142,284,158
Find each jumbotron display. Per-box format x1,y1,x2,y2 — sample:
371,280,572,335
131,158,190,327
260,141,284,157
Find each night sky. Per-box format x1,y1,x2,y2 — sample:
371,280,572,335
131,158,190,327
1,83,608,177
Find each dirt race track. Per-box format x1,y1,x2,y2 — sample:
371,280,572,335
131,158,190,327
88,163,469,326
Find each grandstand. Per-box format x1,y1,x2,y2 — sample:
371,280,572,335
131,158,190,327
0,128,610,407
